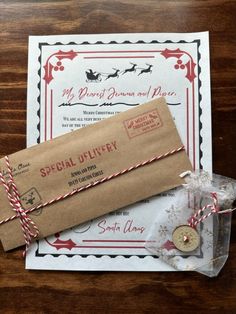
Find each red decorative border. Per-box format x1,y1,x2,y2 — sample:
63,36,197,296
42,48,197,251
43,50,78,140
45,236,156,251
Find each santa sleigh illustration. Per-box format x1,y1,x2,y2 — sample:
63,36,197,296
85,64,153,83
85,69,102,82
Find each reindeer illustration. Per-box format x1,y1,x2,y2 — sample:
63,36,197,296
22,191,36,206
105,68,120,80
138,64,153,76
122,62,137,75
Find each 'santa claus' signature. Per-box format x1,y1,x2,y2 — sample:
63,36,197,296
97,219,145,235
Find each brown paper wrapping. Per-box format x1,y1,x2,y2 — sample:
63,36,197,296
0,97,192,251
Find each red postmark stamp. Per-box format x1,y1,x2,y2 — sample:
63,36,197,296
123,109,163,139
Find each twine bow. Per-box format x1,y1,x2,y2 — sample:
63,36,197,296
189,192,219,228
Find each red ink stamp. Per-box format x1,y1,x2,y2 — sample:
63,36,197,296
123,109,163,139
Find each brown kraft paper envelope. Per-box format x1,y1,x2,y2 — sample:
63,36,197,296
0,97,192,251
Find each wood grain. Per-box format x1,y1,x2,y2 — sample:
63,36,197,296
0,1,236,313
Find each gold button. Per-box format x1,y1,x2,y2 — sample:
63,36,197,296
172,225,200,252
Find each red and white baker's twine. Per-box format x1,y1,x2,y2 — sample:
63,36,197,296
189,192,219,228
0,156,39,257
0,146,185,256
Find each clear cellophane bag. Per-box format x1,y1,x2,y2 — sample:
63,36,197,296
145,171,236,277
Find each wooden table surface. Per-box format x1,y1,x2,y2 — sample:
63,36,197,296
0,1,236,313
